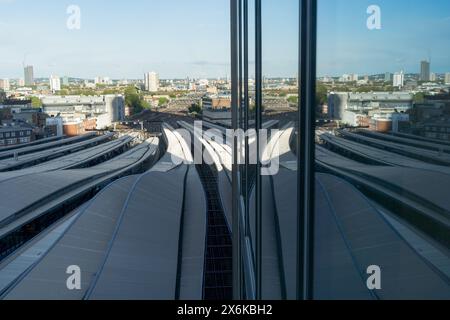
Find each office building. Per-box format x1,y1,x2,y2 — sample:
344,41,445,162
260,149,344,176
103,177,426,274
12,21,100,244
0,98,33,110
445,73,450,85
329,92,413,120
329,91,414,127
393,71,405,88
420,60,431,81
94,76,112,85
24,65,34,86
0,123,33,146
49,75,61,92
202,95,232,125
41,94,125,130
144,72,159,92
430,73,437,82
339,74,358,82
0,79,10,91
45,116,64,137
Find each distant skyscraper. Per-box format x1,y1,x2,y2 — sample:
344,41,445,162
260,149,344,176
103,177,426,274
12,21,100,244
393,71,405,88
385,72,392,82
445,73,450,85
0,79,10,91
24,65,34,86
49,75,61,92
339,74,351,82
95,76,112,85
430,73,437,82
420,60,431,81
144,72,160,92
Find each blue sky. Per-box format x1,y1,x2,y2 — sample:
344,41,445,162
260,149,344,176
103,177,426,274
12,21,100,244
318,0,450,77
0,0,450,79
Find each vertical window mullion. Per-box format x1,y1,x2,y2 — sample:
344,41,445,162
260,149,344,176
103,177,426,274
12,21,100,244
230,0,242,300
255,0,263,300
297,0,317,301
244,0,250,238
239,0,244,131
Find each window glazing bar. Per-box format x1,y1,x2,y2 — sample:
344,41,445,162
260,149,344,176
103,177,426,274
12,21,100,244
255,0,263,300
239,0,243,130
244,0,250,239
297,0,317,301
230,0,242,300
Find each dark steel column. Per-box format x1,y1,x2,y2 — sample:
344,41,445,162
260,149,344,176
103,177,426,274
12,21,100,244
239,0,243,130
243,0,250,237
297,0,317,300
230,0,242,300
255,0,263,300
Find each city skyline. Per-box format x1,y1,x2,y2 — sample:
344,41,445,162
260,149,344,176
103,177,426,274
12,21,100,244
1,64,448,83
1,0,450,79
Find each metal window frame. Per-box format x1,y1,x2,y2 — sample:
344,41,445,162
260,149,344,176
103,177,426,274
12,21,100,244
243,0,250,239
231,0,318,301
254,0,263,301
230,0,242,300
297,0,317,301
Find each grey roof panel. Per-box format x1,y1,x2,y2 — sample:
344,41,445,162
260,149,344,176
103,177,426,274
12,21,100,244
0,136,133,183
268,127,450,299
0,138,159,234
317,173,450,299
87,166,188,300
0,133,113,171
0,127,208,300
178,165,207,300
2,176,139,300
0,132,97,160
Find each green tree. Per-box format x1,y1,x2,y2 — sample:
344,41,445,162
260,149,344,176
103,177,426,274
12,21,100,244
316,84,328,105
57,89,70,96
413,92,425,103
125,86,150,114
30,96,42,108
188,103,202,114
103,88,121,95
158,97,169,107
287,95,298,105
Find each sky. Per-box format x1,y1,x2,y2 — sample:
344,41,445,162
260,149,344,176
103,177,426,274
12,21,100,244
0,0,450,79
317,0,450,77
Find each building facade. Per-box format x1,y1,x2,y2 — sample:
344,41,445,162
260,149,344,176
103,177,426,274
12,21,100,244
0,79,10,91
49,75,61,92
24,65,34,86
393,71,404,88
420,60,431,81
328,92,413,125
41,95,125,131
144,72,160,92
0,124,33,146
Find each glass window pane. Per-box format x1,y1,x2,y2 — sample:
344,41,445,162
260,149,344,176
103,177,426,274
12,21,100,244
316,0,450,299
